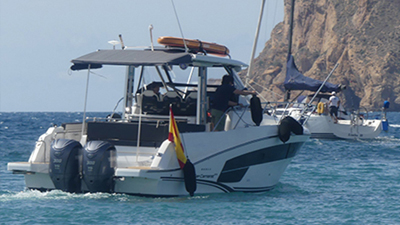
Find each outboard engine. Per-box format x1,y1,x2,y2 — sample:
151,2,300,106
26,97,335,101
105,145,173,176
49,139,82,193
82,141,116,193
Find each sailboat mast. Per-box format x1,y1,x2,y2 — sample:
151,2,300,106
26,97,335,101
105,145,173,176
285,0,296,101
288,0,295,57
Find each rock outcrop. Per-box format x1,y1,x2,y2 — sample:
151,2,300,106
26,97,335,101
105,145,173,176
242,0,400,111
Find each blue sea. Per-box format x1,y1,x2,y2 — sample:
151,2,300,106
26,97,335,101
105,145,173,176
1,112,400,224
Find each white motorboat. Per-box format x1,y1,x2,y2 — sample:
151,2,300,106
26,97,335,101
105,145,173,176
7,39,310,196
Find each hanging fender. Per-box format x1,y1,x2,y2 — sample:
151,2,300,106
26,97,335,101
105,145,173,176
278,116,304,143
250,96,263,126
183,159,196,196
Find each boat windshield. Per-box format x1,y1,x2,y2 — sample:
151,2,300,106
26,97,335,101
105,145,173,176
134,65,242,97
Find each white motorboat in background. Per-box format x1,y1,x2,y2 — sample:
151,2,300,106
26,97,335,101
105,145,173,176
7,36,310,196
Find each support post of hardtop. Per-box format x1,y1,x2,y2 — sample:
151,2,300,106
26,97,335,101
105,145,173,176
123,66,135,117
197,67,207,125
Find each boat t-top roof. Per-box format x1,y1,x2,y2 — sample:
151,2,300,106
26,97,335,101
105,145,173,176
70,49,247,71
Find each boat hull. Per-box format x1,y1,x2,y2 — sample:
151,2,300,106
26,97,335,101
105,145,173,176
269,107,383,140
8,125,308,196
113,129,305,196
304,114,382,139
113,157,295,196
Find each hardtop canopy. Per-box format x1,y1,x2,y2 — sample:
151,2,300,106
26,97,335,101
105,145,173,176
70,49,247,71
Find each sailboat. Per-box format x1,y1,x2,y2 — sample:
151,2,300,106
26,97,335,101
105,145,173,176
255,0,387,140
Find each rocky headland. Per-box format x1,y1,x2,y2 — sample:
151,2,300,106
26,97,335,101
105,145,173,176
241,0,400,111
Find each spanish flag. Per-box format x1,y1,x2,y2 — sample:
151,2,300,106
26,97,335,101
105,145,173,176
168,106,196,196
168,107,187,169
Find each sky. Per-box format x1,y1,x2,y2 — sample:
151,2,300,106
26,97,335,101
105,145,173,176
0,0,284,112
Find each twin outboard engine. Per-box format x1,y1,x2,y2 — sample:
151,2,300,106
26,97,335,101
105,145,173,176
49,139,116,193
49,139,82,193
82,141,116,193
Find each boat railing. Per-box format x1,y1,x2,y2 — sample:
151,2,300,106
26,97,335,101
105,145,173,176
261,101,318,124
212,105,255,132
212,107,232,132
337,106,387,121
262,101,309,115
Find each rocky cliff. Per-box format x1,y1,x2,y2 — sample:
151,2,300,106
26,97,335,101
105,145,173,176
242,0,400,111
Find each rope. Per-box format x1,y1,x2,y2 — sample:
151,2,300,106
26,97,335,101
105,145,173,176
171,0,188,52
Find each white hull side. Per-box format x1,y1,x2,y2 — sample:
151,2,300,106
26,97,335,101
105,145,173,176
8,125,308,196
24,173,56,190
7,162,55,191
304,115,382,139
113,126,307,196
113,157,295,196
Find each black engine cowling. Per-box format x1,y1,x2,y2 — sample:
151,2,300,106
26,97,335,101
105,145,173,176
82,141,116,193
49,139,82,193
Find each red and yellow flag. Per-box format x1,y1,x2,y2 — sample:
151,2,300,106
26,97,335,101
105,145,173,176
169,107,187,169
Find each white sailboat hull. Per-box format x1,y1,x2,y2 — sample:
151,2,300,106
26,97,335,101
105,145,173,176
304,114,382,139
270,107,383,140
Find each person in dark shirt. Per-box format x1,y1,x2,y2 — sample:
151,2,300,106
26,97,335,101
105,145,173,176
147,82,162,100
211,75,256,131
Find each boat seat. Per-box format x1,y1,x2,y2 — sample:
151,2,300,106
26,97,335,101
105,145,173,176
160,91,182,115
142,90,161,100
141,90,163,114
163,91,181,103
184,92,197,102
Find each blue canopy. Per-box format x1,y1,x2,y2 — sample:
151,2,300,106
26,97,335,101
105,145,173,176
284,55,339,93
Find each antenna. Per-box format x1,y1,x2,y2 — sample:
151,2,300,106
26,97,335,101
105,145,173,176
119,34,125,50
108,40,120,49
171,0,188,52
149,24,154,51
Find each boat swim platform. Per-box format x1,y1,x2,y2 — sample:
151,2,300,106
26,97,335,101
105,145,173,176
8,162,49,174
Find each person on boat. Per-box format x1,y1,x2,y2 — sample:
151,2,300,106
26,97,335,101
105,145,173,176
210,75,257,131
328,91,340,123
147,82,162,100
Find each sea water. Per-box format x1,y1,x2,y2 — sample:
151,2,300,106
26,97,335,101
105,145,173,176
1,112,400,224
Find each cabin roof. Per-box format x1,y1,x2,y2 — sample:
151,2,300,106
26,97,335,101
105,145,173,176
70,49,246,71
